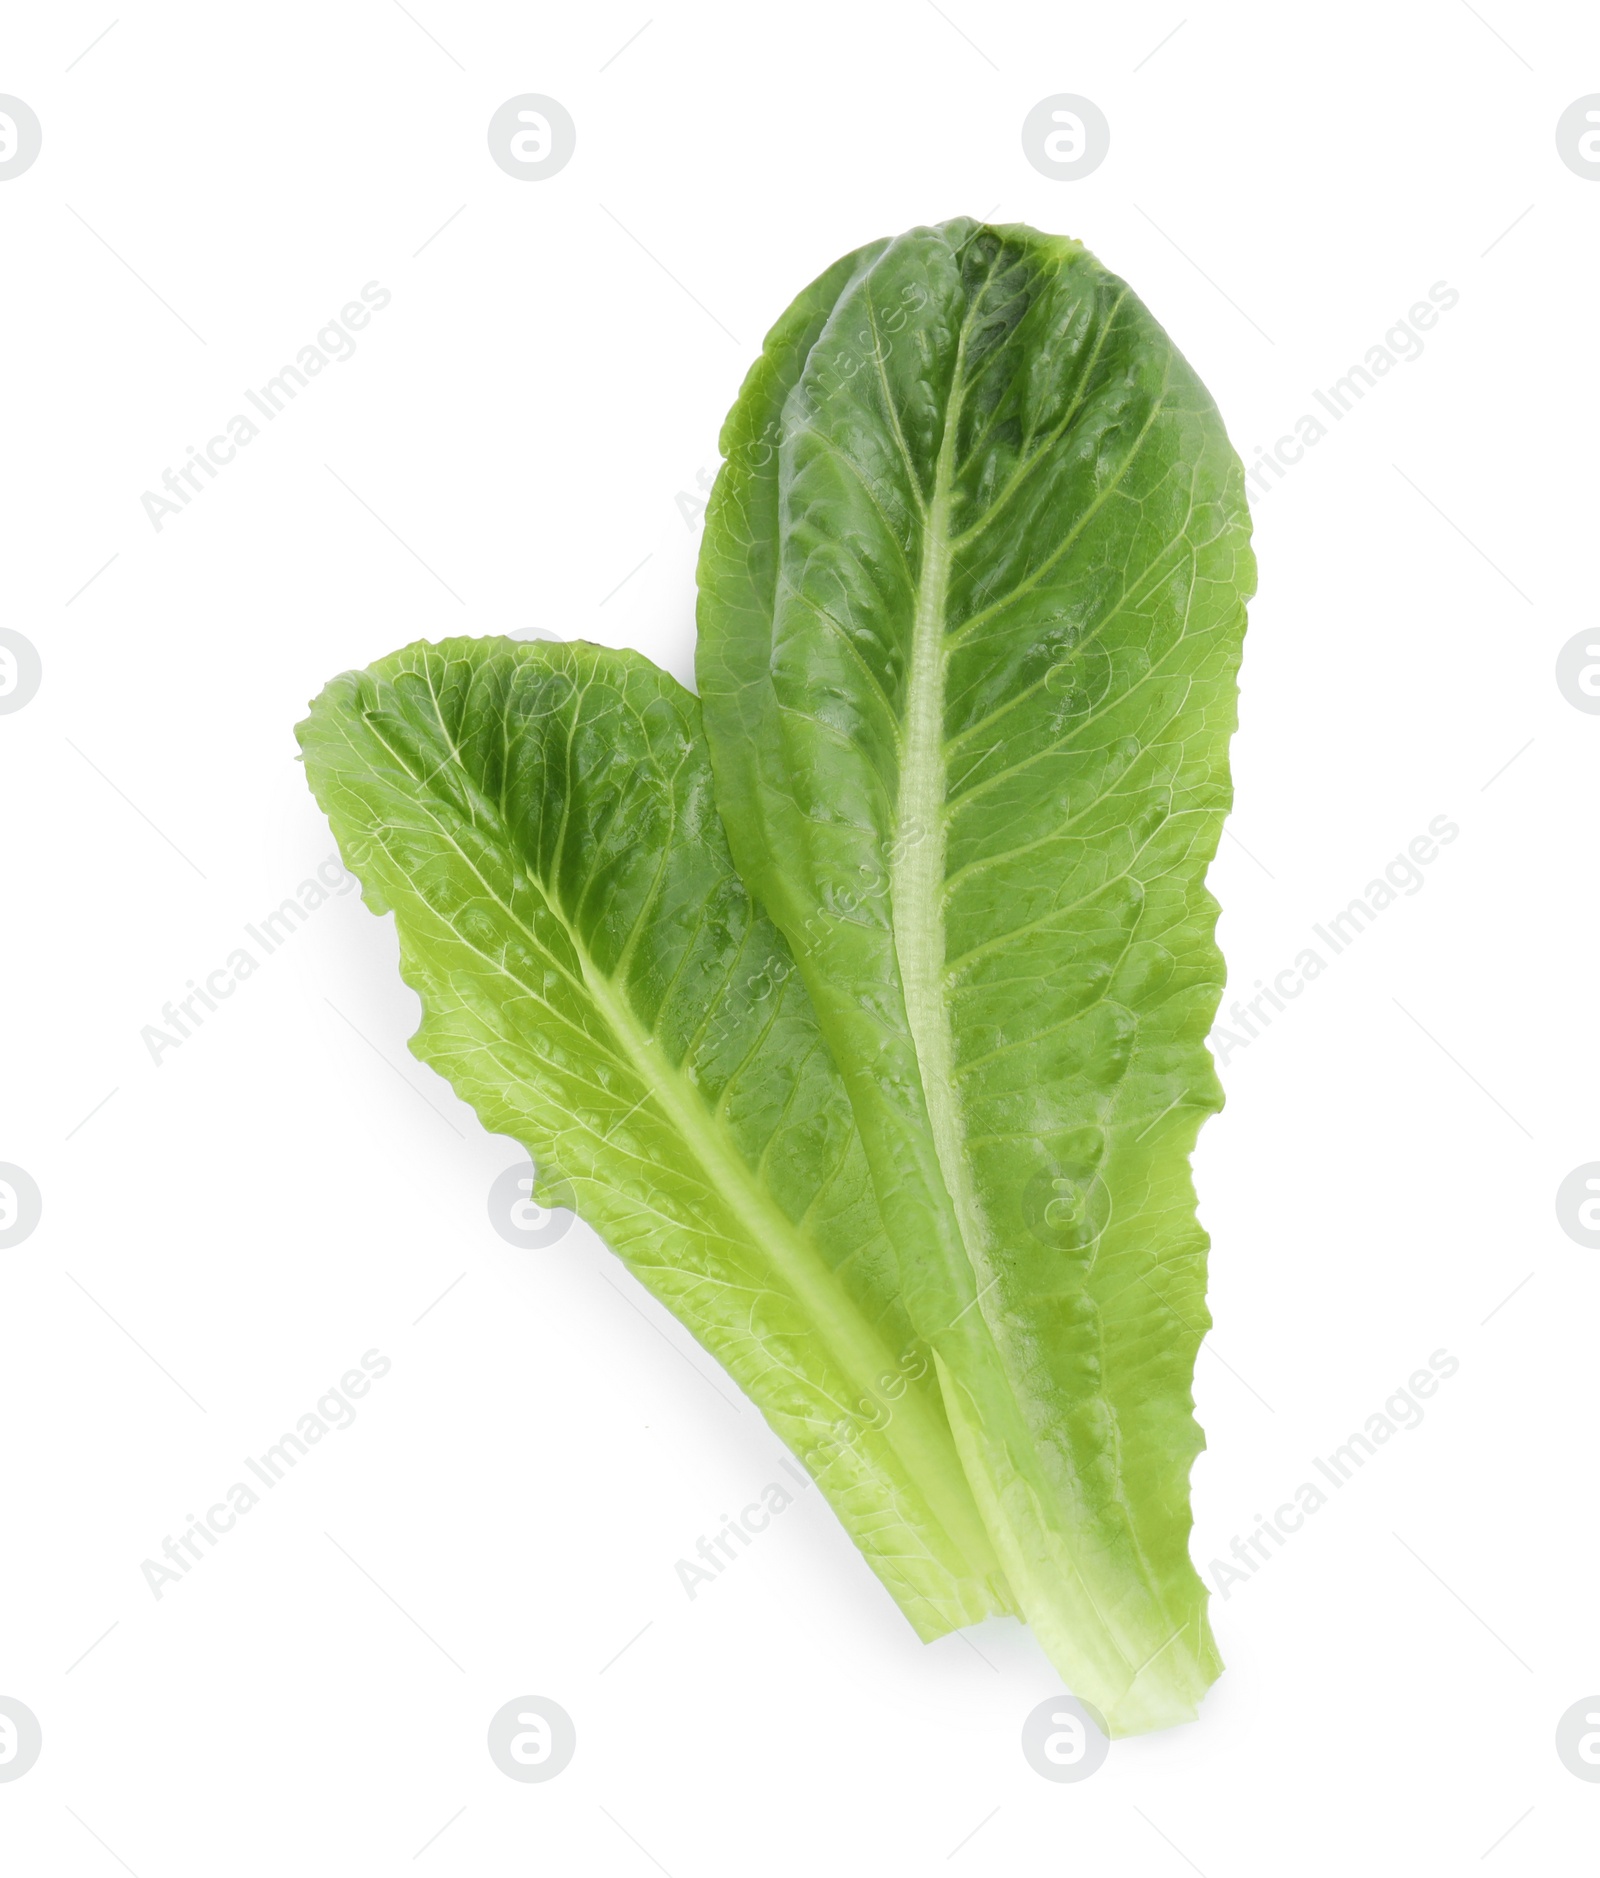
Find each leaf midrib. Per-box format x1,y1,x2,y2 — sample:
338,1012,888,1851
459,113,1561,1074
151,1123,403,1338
889,343,996,1316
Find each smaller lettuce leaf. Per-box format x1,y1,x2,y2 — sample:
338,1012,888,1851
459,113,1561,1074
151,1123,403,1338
297,635,1012,1638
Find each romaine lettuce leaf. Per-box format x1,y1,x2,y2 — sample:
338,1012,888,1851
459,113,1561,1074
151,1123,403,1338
297,636,1012,1638
697,219,1253,1732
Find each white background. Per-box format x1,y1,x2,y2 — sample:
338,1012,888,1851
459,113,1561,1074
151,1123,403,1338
1,2,1596,1871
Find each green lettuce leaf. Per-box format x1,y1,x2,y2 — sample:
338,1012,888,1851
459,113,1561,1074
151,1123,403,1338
296,636,1012,1638
697,219,1254,1732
